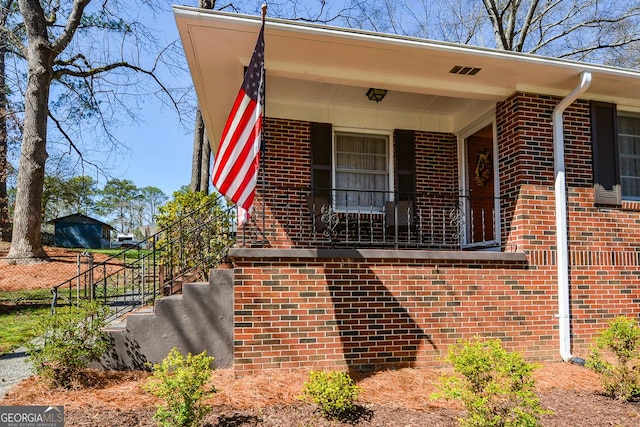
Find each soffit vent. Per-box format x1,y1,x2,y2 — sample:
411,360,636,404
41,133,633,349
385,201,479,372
449,65,482,76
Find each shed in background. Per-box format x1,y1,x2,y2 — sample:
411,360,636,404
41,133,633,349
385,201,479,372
52,213,114,249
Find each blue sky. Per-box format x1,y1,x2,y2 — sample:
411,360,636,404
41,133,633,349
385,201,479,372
105,6,196,198
101,1,341,198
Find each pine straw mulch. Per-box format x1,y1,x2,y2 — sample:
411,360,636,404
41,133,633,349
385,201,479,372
2,361,640,426
0,243,118,292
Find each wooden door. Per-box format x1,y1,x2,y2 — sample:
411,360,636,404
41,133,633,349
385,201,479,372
465,125,495,244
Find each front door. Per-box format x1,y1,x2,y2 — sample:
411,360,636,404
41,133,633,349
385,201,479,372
464,124,496,245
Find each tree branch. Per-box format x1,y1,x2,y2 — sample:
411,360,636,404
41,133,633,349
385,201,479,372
50,0,91,55
529,7,640,55
52,60,180,112
47,110,108,176
482,0,509,49
515,0,541,52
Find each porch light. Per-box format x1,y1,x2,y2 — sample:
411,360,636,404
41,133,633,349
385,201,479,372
366,88,387,103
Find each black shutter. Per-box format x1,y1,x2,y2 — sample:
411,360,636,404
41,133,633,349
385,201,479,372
394,129,416,201
590,101,621,206
310,122,332,197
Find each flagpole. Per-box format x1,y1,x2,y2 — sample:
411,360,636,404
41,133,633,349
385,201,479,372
260,3,267,246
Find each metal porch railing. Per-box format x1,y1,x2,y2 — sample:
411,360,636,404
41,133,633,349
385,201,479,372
50,195,235,319
240,187,509,250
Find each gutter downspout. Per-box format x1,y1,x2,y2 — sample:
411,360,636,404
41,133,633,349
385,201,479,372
552,71,591,363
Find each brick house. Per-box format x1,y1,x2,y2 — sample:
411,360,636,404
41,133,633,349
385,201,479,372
173,7,640,375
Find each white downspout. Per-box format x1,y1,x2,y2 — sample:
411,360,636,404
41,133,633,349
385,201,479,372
552,71,591,362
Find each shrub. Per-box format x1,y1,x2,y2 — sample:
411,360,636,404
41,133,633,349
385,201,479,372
26,300,111,388
432,338,550,427
144,347,216,427
301,370,361,420
155,189,235,282
586,316,640,401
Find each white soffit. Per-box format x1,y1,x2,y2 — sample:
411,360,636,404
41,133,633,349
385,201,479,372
174,6,640,146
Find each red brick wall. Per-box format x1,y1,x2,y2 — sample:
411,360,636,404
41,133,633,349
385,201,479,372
414,131,457,195
232,255,551,374
231,251,640,374
497,92,640,251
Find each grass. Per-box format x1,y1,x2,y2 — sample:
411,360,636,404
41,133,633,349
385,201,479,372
80,248,153,260
0,246,156,356
0,289,60,356
0,304,51,355
0,289,53,304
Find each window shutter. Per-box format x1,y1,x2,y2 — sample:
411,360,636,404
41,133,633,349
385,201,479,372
310,122,332,197
394,129,416,201
590,101,621,206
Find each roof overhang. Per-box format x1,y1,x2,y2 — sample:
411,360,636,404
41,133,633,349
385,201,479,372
174,6,640,149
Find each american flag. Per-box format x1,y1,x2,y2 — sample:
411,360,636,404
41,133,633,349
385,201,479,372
212,21,265,224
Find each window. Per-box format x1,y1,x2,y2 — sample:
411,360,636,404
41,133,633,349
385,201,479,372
334,132,389,210
618,115,640,200
590,102,640,205
310,124,413,211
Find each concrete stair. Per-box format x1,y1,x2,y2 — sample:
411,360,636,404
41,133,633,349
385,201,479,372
100,269,234,370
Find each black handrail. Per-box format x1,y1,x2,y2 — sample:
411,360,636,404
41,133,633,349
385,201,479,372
50,195,236,318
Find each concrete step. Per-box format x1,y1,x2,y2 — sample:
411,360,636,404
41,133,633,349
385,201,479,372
100,268,234,370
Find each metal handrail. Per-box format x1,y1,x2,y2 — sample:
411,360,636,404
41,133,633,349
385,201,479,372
241,186,512,250
50,195,236,317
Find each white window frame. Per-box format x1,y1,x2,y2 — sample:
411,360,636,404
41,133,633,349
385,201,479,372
332,128,393,213
617,112,640,201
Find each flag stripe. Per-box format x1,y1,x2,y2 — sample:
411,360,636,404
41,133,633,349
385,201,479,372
228,121,261,202
212,94,255,182
213,96,258,189
221,119,261,201
215,105,259,199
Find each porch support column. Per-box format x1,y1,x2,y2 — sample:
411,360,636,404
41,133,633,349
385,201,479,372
552,71,591,363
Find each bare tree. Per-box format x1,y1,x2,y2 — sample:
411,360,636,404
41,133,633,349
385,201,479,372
8,0,180,262
336,0,640,62
479,0,640,60
189,0,217,194
0,33,8,242
0,0,19,242
190,107,206,193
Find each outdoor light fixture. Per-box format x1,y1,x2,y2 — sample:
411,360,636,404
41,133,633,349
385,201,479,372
366,88,387,103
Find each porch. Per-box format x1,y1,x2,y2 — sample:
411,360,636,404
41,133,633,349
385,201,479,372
237,186,508,251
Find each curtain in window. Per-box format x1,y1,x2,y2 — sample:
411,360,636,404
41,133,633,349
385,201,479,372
334,133,388,209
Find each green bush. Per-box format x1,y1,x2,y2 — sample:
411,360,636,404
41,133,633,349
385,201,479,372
144,347,216,427
586,316,640,401
432,338,550,427
301,370,361,420
155,189,235,281
26,300,111,388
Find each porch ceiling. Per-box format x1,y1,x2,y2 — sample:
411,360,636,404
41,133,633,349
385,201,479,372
174,6,640,150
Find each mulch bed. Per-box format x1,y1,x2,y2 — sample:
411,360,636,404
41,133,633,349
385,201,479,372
2,362,639,426
2,244,639,425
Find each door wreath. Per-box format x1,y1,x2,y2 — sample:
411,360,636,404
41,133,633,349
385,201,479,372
474,148,492,187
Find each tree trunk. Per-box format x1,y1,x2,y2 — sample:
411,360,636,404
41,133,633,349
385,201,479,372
199,130,211,195
190,0,215,194
7,39,51,261
0,46,10,242
190,107,204,192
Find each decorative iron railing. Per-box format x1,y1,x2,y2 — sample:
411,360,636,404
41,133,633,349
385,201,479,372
239,187,507,250
50,195,235,319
